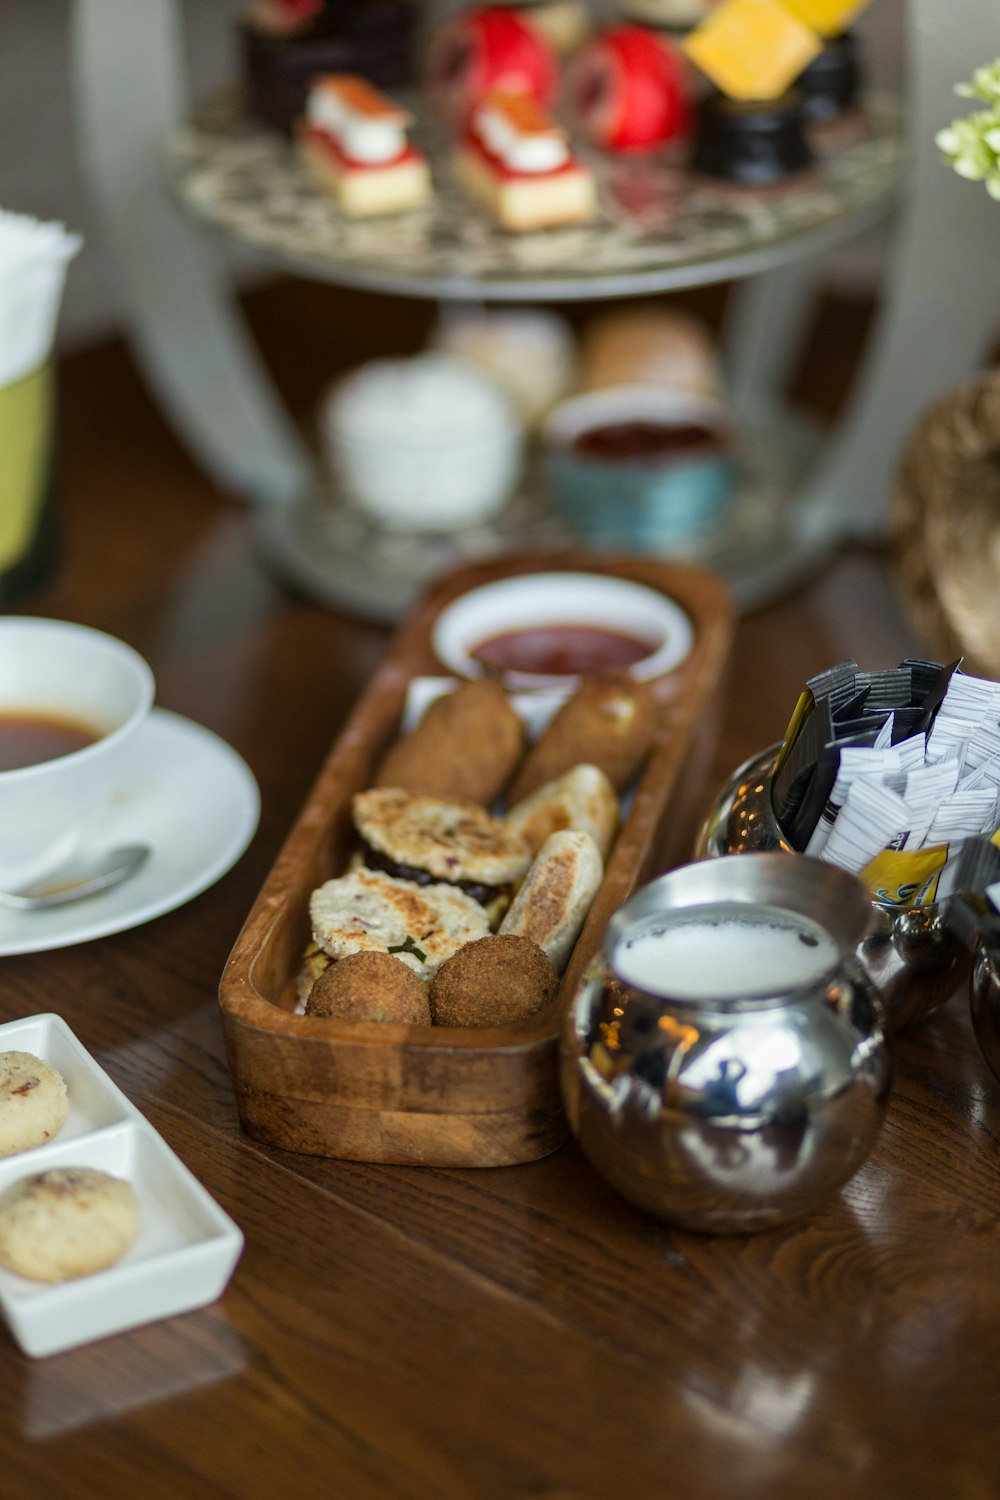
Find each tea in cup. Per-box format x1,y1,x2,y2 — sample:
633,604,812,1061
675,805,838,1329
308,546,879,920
0,618,154,891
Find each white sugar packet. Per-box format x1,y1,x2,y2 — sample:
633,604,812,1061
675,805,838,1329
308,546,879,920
804,747,902,857
927,671,1000,760
0,210,81,386
821,779,913,874
884,757,962,849
925,788,1000,846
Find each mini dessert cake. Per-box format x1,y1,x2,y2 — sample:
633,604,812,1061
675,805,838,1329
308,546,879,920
424,6,556,127
455,91,597,232
240,0,418,136
566,23,693,155
681,0,823,186
299,74,431,217
619,0,717,29
505,0,593,54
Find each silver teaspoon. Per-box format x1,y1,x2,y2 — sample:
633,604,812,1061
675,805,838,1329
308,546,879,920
0,844,151,910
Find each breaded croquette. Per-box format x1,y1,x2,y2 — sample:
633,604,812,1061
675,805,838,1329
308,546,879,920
429,934,559,1028
506,674,659,802
305,951,431,1023
374,680,525,806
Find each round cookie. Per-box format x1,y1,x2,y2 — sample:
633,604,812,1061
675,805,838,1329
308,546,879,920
0,1051,69,1158
0,1167,141,1282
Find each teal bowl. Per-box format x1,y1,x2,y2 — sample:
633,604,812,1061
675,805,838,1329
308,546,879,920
542,386,736,547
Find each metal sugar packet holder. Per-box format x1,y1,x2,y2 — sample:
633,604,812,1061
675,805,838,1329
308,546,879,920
936,837,1000,1084
693,658,979,1033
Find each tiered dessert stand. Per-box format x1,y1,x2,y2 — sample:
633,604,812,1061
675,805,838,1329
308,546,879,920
72,0,1000,617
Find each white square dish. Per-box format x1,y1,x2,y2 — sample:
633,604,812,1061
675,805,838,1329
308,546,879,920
0,1014,243,1357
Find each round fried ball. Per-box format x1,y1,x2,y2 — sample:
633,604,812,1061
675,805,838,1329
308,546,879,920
306,951,431,1024
429,934,559,1028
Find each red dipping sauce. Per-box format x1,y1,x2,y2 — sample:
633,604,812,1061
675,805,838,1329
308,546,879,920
571,420,722,463
472,624,653,678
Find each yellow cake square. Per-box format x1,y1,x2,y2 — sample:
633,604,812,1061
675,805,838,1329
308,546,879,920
777,0,870,38
682,0,823,100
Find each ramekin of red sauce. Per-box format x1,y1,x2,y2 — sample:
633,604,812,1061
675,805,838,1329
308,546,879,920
431,571,694,690
541,386,735,547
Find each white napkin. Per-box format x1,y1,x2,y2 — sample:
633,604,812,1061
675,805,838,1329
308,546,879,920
0,211,81,387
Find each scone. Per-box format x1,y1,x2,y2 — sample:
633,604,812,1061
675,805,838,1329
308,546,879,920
0,1052,69,1158
0,1167,141,1282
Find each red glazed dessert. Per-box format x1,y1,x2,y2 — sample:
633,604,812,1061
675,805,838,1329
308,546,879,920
426,6,557,125
566,24,693,154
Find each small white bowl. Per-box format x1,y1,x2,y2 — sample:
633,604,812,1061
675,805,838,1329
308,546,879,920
431,571,694,691
320,353,525,532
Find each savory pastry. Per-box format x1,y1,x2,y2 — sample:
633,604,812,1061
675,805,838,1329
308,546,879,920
352,786,532,922
373,680,525,806
454,90,597,232
0,1167,141,1283
504,763,619,861
506,673,659,801
0,1051,69,1158
500,829,604,972
309,867,490,980
305,951,431,1023
429,934,559,1027
299,73,431,217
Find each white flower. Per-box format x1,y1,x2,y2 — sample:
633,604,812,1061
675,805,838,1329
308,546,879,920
937,68,1000,200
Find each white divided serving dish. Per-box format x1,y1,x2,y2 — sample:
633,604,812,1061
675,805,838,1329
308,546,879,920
0,1014,243,1358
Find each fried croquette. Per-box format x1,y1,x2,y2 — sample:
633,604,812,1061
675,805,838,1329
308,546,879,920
374,680,525,806
505,762,619,860
428,934,559,1028
506,674,659,803
305,951,431,1024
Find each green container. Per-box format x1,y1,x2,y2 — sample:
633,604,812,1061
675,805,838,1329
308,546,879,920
0,360,58,605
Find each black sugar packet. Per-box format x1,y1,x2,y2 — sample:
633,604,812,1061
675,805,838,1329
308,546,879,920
770,658,963,853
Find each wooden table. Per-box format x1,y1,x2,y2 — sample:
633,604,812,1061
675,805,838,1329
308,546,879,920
3,345,998,1499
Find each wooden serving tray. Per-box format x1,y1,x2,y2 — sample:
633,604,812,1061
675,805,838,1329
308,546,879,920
219,553,735,1167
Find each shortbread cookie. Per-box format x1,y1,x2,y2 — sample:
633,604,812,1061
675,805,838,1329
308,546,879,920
0,1167,141,1282
0,1052,69,1158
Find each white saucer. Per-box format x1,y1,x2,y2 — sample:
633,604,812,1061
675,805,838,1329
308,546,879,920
0,708,260,957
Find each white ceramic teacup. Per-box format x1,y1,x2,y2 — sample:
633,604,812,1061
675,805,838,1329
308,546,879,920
0,618,154,891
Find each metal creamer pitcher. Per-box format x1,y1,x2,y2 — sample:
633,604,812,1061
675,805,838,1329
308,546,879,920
561,853,890,1234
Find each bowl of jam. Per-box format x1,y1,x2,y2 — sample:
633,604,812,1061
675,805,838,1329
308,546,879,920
431,570,694,691
542,386,735,547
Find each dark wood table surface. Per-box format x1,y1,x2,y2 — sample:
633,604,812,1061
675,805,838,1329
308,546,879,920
2,339,998,1500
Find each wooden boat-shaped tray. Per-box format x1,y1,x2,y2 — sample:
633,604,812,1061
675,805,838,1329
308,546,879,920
219,553,735,1167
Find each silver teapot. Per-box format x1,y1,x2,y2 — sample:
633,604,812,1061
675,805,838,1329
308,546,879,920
561,853,891,1234
694,745,972,1032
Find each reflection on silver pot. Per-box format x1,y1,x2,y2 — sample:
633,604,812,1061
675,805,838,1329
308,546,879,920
693,745,972,1033
561,854,891,1234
